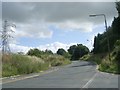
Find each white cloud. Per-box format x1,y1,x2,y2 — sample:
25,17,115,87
10,41,97,54
38,42,78,53
13,22,53,38
38,42,76,53
10,44,32,54
10,42,78,54
56,21,93,32
2,2,117,34
84,36,94,51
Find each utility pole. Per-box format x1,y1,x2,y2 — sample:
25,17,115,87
1,20,16,61
89,14,111,62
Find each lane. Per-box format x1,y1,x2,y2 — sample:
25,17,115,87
87,72,118,88
2,61,118,88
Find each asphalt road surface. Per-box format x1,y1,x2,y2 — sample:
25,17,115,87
2,61,118,88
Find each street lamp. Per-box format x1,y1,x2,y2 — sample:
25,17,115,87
89,14,111,62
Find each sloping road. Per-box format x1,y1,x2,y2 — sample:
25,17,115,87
2,61,118,88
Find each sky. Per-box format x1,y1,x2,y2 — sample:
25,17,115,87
1,1,118,53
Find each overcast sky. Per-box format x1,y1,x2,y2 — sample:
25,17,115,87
2,2,118,53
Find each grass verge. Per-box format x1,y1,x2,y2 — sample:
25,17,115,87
80,53,119,74
2,54,71,77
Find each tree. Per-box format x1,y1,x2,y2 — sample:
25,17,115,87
68,45,76,55
116,1,120,16
45,49,53,54
27,48,42,57
112,40,120,63
57,48,66,56
68,44,89,60
92,2,120,54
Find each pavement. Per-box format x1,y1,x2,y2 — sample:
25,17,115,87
1,61,119,89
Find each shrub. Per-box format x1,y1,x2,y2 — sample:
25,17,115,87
2,54,71,77
2,54,49,77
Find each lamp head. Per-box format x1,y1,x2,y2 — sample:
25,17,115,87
89,15,97,17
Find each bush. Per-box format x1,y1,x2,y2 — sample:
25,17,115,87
2,63,18,77
2,54,49,77
45,55,71,66
80,53,104,65
2,54,71,77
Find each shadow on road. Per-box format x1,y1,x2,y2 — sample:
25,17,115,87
71,62,96,68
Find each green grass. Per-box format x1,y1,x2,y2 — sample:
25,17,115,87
99,52,120,74
81,53,119,74
2,54,49,77
80,53,106,65
2,54,71,77
45,55,71,66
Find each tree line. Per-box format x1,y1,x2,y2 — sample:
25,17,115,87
93,2,120,54
27,44,89,61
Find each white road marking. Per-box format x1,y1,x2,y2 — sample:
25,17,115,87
82,72,98,88
1,68,59,84
2,74,40,84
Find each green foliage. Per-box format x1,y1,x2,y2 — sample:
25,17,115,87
45,49,53,55
42,55,71,66
93,2,120,54
82,2,120,74
27,48,41,57
3,47,71,77
68,44,89,60
57,48,66,56
83,40,120,74
27,48,53,57
116,1,120,16
2,54,49,77
56,48,71,59
68,45,76,55
2,63,18,77
113,40,120,62
81,54,105,65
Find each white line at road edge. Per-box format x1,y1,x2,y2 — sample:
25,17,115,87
82,73,98,88
1,68,59,84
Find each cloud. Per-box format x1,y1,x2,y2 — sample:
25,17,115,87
55,21,93,32
2,2,118,33
10,41,96,54
7,22,53,38
10,44,32,54
10,42,78,53
2,2,118,52
38,42,77,53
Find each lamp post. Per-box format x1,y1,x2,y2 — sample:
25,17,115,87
89,14,111,62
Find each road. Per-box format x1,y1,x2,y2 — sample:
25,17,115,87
2,61,118,88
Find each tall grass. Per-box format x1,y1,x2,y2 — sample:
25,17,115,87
81,53,119,74
2,54,49,77
99,53,119,74
80,53,106,64
0,52,2,78
44,55,71,66
2,54,71,77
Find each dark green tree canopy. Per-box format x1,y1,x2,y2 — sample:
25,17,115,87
27,48,53,57
68,45,76,55
45,49,53,54
68,44,89,60
116,1,120,16
93,2,120,54
57,48,66,56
